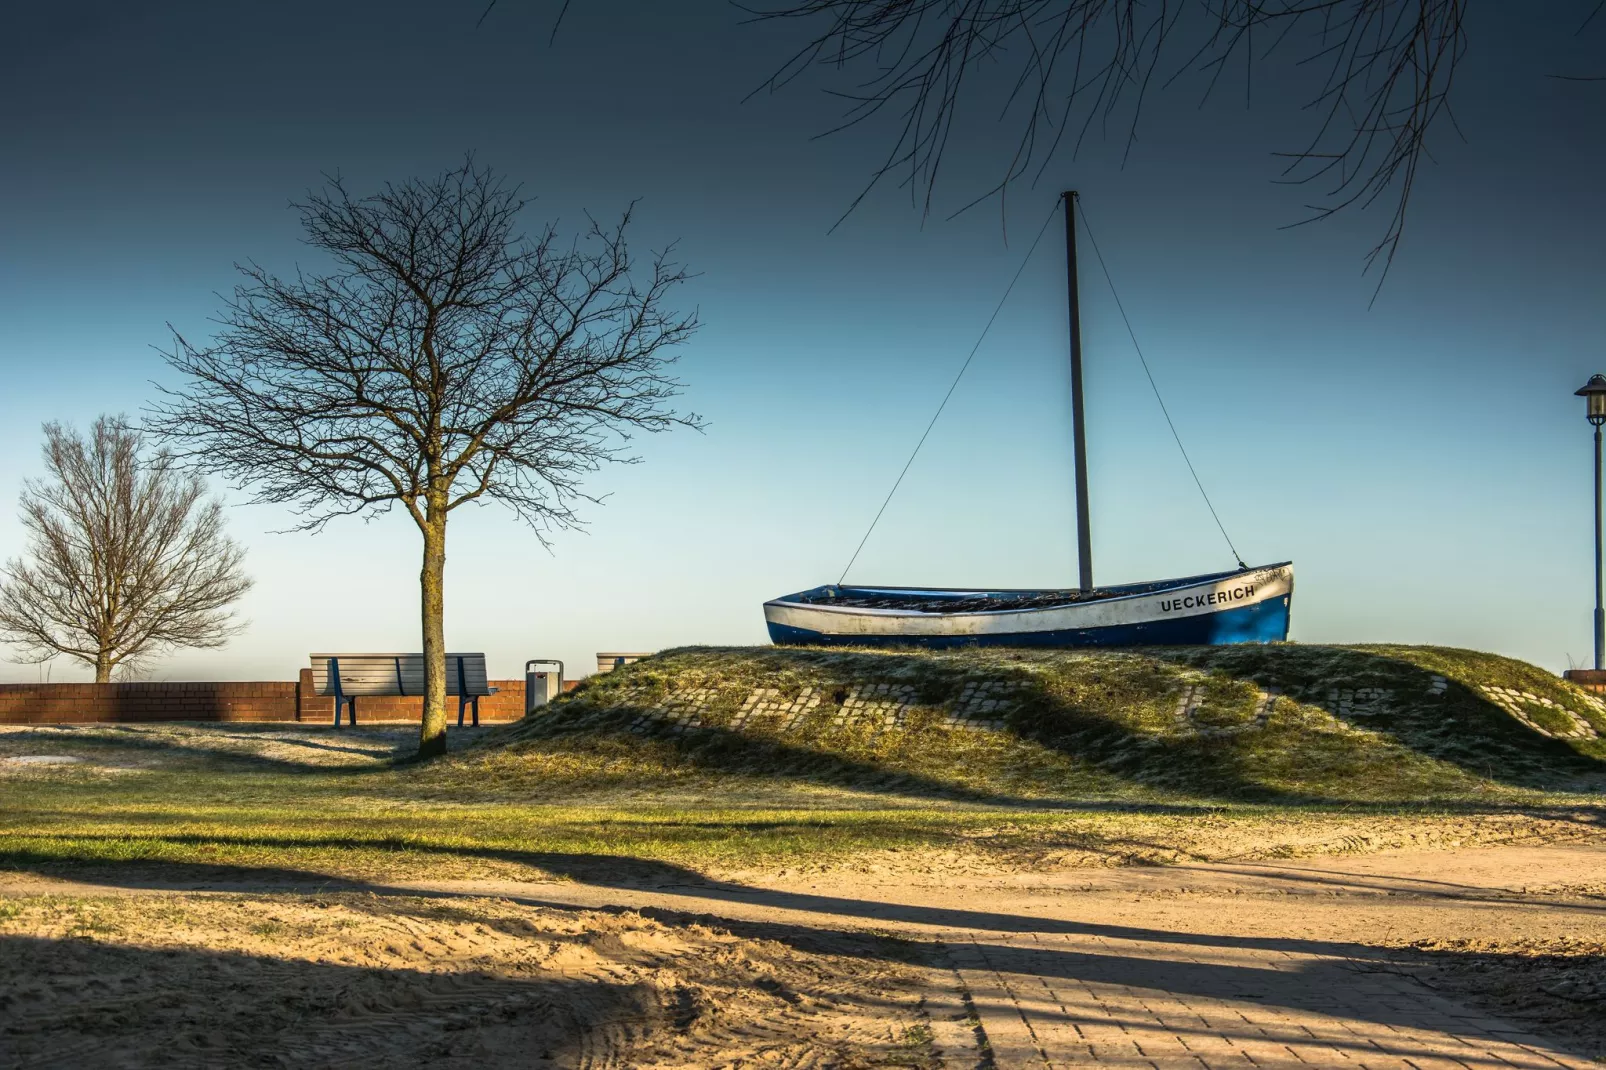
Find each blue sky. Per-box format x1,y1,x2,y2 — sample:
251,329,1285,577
0,1,1602,682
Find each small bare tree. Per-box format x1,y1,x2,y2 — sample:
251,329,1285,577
0,417,252,682
151,159,700,758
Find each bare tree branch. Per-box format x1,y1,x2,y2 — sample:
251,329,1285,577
743,0,1485,282
0,417,252,682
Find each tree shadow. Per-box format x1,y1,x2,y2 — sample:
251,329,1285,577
488,651,1336,807
0,723,447,777
472,699,1129,808
0,933,625,1067
593,644,1606,803
17,644,1606,809
1383,941,1606,1062
3,852,1598,1064
7,831,1604,931
0,919,918,1067
1148,644,1606,791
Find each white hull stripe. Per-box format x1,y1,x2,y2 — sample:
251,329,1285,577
764,565,1293,638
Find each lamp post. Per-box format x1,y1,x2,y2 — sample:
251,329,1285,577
1576,374,1606,670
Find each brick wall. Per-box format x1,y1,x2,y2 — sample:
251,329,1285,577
0,675,528,725
0,681,298,724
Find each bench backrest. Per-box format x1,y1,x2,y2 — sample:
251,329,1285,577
308,653,492,697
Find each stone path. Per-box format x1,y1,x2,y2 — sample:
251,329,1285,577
936,932,1585,1069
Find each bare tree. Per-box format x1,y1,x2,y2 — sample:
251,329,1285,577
0,417,252,682
150,159,700,758
745,0,1486,277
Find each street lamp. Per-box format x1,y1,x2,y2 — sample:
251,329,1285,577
1576,374,1606,670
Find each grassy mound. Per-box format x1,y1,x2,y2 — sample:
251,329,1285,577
460,644,1606,804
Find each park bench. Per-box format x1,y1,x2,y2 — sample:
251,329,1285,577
309,653,497,727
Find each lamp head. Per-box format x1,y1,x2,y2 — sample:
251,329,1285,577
1578,374,1606,427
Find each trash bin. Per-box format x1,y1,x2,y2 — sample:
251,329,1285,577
524,659,564,713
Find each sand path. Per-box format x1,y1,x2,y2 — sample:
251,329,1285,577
4,843,1603,1068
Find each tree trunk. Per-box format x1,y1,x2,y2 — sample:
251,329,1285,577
417,509,449,758
94,651,111,684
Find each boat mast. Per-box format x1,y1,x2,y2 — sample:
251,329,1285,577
1064,190,1093,592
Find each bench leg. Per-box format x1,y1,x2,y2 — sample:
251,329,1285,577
472,696,480,727
456,695,466,727
333,696,356,727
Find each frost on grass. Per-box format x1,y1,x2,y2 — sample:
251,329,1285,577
465,644,1606,803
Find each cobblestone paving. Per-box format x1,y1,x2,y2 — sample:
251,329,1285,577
935,932,1590,1069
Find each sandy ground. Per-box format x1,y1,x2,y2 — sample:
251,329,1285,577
3,725,1602,1066
0,722,501,770
3,843,1603,1068
0,894,934,1069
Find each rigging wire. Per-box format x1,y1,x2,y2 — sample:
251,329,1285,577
1074,199,1248,570
837,200,1062,585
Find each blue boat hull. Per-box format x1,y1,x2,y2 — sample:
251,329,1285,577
763,563,1294,649
766,594,1290,648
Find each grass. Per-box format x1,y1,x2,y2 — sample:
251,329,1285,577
0,644,1601,884
456,643,1606,803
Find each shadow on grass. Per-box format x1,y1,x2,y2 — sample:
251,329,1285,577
6,823,1605,925
13,644,1606,807
0,723,495,778
486,667,1325,807
524,644,1606,804
981,644,1606,801
462,717,1094,808
1151,644,1606,790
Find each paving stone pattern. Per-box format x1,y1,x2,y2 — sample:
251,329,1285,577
621,680,1023,736
1325,676,1456,722
731,687,823,731
1326,688,1394,719
1172,684,1279,738
947,680,1018,730
1477,686,1600,741
627,684,720,733
622,677,1303,740
615,671,1602,748
835,683,918,732
936,931,1592,1069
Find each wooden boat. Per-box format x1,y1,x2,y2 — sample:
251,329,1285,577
765,564,1292,648
764,192,1294,649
